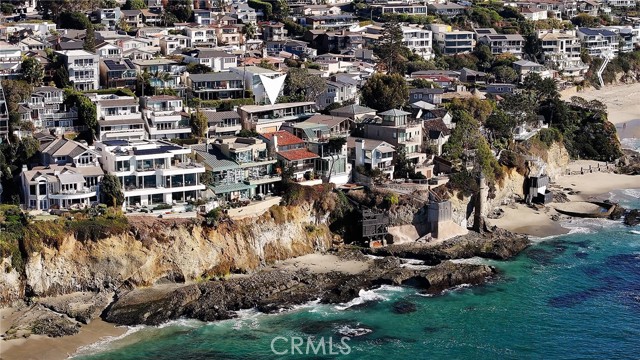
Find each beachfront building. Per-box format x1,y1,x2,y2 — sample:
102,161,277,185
348,137,396,179
22,138,104,211
94,139,206,207
363,109,427,166
576,28,619,57
191,137,280,201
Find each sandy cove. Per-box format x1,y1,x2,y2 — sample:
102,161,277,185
490,163,639,238
0,311,126,360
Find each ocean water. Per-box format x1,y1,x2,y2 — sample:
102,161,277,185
74,190,640,360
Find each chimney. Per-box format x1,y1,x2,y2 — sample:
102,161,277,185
272,133,278,152
355,138,365,166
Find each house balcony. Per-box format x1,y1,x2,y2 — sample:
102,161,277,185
159,162,206,176
49,186,98,200
103,113,142,121
124,184,205,197
212,124,242,133
244,174,282,185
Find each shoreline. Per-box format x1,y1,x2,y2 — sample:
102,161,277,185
1,313,126,360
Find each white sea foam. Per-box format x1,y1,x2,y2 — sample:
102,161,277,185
70,325,146,358
621,188,640,199
334,289,385,310
156,318,202,329
620,137,640,152
335,324,373,337
450,257,490,265
630,230,640,235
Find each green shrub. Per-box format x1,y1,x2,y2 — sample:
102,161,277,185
199,98,254,110
536,128,563,148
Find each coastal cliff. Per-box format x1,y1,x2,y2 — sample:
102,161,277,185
3,202,334,304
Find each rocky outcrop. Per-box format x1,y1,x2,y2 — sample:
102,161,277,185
624,209,640,227
20,203,333,300
105,257,494,326
364,227,530,265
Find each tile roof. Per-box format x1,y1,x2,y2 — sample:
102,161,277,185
262,130,305,146
277,149,319,161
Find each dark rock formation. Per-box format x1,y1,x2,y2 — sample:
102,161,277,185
105,258,495,326
363,228,530,265
392,300,417,314
624,209,640,227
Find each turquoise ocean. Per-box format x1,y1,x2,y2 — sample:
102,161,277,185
73,188,640,360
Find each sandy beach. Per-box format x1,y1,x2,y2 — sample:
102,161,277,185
1,307,126,360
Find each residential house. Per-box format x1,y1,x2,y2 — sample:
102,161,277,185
99,58,137,89
239,102,316,133
192,137,279,200
91,94,145,141
477,33,525,57
430,24,475,55
402,25,433,60
371,3,429,15
96,42,123,60
422,118,451,156
203,110,242,138
538,29,588,77
121,10,144,29
187,72,245,101
141,9,162,26
578,0,600,16
22,138,103,211
141,95,190,139
347,137,395,179
96,7,122,30
485,83,517,95
94,139,206,207
309,30,364,54
602,26,639,53
216,25,243,47
231,3,257,24
230,66,287,105
316,77,359,110
261,131,320,181
159,35,189,55
133,58,182,90
266,39,314,58
329,104,377,122
55,50,100,91
606,0,636,6
519,7,548,20
262,22,289,41
512,59,554,81
577,28,619,56
408,88,444,105
26,86,80,132
184,48,238,71
460,67,488,84
428,2,466,17
184,26,218,48
363,109,427,166
305,15,358,30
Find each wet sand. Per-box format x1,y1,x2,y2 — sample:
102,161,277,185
1,308,126,360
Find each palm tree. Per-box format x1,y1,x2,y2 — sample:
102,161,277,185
152,71,172,95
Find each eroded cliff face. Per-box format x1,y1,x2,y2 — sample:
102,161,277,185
20,203,333,299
